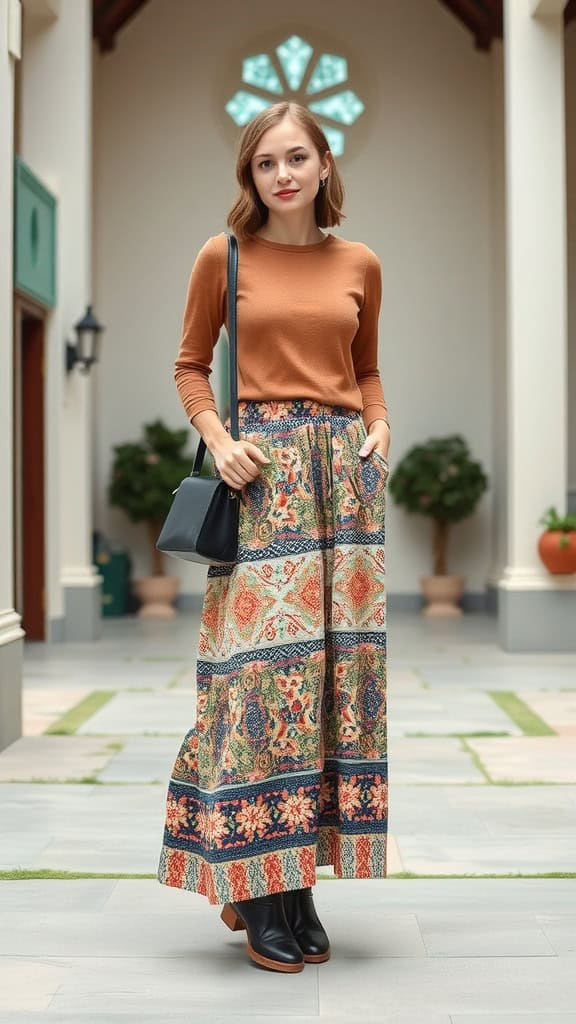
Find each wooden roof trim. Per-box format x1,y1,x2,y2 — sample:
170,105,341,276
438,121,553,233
437,0,501,50
91,0,573,56
92,0,149,53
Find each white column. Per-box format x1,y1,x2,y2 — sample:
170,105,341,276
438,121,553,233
21,0,101,640
499,0,575,649
0,0,24,748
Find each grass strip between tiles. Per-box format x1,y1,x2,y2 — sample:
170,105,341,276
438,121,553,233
488,691,556,735
44,690,116,735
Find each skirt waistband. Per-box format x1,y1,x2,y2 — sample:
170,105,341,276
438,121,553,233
236,399,360,424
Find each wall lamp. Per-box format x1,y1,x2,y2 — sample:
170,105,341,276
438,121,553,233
65,305,105,375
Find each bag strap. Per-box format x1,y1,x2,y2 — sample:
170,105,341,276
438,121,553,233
192,231,239,476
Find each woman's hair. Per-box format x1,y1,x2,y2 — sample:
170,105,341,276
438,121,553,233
227,102,345,240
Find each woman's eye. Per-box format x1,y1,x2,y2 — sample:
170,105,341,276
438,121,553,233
257,155,306,170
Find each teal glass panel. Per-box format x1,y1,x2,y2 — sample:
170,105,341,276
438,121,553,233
276,35,313,91
319,124,345,157
242,55,283,95
226,90,272,126
14,157,57,308
309,89,365,125
306,54,347,95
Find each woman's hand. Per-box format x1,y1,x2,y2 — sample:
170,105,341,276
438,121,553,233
212,437,271,490
358,419,390,462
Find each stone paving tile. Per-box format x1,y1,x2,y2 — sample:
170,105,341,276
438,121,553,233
76,691,196,736
416,912,555,956
451,1017,576,1024
415,665,576,691
0,909,425,960
0,880,117,913
0,1018,451,1024
4,780,576,874
0,1017,454,1024
0,737,115,782
1,881,574,1018
0,835,53,870
466,736,576,783
395,834,576,874
387,689,521,737
319,956,576,1017
24,660,187,693
98,736,181,782
312,878,576,914
22,688,92,736
0,960,67,1012
536,915,576,953
388,738,485,784
0,783,166,873
97,877,576,916
44,955,319,1015
387,669,426,689
518,690,576,734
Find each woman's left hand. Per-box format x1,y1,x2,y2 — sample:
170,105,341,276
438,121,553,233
358,419,390,462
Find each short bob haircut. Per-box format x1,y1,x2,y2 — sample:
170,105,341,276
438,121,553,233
227,102,345,241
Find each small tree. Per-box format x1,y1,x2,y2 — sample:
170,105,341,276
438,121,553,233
108,419,203,576
388,434,488,576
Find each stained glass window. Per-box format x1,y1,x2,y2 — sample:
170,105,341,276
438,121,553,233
242,55,283,95
276,35,313,91
320,125,345,158
225,91,271,127
225,35,365,155
308,90,365,126
306,54,347,95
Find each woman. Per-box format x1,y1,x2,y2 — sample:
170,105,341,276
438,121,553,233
158,101,390,974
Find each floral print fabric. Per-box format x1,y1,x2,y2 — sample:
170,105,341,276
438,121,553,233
157,399,388,904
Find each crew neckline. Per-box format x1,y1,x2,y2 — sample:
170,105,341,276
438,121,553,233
248,232,335,253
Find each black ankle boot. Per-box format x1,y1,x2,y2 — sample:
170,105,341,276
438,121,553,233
282,887,330,963
221,893,305,973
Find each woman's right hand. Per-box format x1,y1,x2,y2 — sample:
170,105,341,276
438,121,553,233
211,437,271,491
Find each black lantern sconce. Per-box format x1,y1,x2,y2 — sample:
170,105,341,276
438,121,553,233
65,305,105,375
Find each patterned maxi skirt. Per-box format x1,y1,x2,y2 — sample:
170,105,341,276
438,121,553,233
157,398,388,905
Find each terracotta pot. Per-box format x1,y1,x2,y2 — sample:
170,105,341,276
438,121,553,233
133,575,180,618
420,574,465,617
537,530,576,575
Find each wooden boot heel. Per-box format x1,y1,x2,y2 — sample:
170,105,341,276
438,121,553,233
220,903,246,932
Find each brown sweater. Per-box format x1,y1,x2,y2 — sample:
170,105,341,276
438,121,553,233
174,231,389,431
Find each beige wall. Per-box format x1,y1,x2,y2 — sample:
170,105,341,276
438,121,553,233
93,0,502,594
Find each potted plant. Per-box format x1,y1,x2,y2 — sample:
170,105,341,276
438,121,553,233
108,419,203,617
388,434,488,616
537,506,576,575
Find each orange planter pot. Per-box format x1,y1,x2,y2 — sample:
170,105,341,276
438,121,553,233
537,530,576,575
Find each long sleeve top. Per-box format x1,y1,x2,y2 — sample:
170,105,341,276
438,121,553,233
174,230,389,432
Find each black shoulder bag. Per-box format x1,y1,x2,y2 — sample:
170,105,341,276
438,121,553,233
155,232,241,564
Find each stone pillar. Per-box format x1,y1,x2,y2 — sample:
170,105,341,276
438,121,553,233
21,0,102,641
498,0,575,650
0,0,24,750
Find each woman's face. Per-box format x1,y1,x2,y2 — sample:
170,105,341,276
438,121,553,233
250,115,330,215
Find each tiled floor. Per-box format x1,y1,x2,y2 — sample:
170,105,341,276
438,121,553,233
0,610,575,1020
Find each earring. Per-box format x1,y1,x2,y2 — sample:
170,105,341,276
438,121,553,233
320,176,328,188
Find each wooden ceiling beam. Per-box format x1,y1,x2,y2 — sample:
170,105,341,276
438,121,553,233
437,0,499,50
92,0,149,53
565,0,576,24
482,0,504,37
